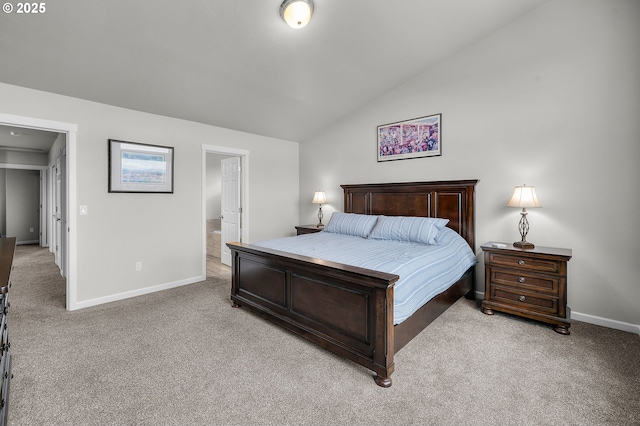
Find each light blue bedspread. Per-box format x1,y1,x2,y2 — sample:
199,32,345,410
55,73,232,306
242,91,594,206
254,228,477,324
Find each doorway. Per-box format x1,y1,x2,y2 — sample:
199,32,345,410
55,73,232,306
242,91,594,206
202,144,249,277
0,113,77,310
0,129,66,270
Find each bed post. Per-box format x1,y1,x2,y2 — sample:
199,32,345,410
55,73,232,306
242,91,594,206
372,285,394,387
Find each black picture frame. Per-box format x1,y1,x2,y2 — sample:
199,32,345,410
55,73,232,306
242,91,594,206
108,139,174,193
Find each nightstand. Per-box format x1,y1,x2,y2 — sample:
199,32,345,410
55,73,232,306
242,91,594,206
481,242,573,334
295,224,324,235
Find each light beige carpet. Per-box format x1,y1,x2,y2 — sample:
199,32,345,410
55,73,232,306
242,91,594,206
8,245,640,425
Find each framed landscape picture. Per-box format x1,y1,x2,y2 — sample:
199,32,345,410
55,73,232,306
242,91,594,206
108,139,174,193
377,113,441,162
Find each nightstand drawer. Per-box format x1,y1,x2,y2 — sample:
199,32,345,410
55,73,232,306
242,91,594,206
488,253,560,274
491,270,559,294
491,287,559,315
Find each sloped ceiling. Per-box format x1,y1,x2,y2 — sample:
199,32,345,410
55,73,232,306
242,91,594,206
0,0,549,143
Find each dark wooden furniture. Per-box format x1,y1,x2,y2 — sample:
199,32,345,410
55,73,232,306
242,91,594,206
228,180,477,387
295,224,324,235
0,238,15,426
481,242,572,334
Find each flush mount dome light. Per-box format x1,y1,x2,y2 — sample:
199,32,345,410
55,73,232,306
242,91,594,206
280,0,314,29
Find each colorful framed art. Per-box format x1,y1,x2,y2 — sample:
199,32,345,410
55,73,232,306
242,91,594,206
377,113,441,162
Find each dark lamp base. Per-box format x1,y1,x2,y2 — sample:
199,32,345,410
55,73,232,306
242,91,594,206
513,240,535,249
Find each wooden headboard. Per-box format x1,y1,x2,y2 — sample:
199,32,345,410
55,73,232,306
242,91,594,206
341,180,478,251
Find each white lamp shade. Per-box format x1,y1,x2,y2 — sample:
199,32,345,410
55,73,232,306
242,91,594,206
508,185,541,208
280,0,314,29
312,191,327,204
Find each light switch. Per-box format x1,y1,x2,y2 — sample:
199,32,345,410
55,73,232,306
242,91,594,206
80,205,88,215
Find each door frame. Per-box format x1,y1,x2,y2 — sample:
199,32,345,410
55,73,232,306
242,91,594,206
201,144,249,276
0,112,77,310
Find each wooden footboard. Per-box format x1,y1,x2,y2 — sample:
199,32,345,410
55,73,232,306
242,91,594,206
229,242,399,386
229,180,477,387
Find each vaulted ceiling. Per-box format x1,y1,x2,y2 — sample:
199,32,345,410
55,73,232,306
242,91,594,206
0,0,549,143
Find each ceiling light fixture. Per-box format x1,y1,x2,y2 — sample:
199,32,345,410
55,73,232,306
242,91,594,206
280,0,314,29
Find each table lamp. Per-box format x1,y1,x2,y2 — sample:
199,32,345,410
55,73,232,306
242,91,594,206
507,184,541,249
312,191,327,227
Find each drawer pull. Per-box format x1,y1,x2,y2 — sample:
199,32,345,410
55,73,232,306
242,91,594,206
518,260,525,265
518,277,525,283
519,295,526,302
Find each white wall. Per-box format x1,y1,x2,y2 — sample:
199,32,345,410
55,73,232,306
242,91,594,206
6,169,40,244
0,83,299,305
299,0,640,330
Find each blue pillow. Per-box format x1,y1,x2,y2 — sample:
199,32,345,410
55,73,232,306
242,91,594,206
367,215,449,245
323,213,379,238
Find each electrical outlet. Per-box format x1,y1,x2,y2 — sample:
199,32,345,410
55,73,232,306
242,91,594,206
136,261,142,271
30,227,34,232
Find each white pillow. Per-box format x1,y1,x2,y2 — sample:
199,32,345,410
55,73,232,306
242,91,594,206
323,213,379,238
367,215,449,245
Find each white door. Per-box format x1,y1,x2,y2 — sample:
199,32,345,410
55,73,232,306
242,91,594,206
221,157,241,266
52,149,67,277
39,170,48,247
54,155,62,269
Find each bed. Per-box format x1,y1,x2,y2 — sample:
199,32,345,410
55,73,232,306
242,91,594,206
227,180,478,387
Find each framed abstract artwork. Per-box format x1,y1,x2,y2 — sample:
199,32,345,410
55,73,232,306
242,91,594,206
377,113,441,162
108,139,174,193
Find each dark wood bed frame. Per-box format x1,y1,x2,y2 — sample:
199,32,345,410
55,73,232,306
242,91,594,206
228,180,478,387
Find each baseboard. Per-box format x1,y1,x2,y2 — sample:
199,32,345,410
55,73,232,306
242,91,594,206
16,240,39,245
475,291,640,336
70,274,206,311
571,311,640,336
